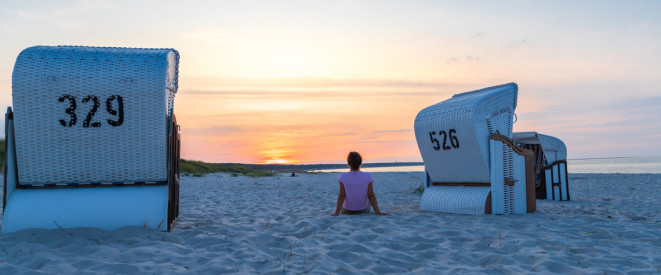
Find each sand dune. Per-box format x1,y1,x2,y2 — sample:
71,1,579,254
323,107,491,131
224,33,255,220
0,172,659,273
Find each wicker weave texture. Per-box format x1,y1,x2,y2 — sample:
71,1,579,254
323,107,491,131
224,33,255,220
537,133,567,163
420,186,490,214
414,83,518,183
490,140,506,214
513,132,567,163
512,153,527,213
11,46,179,185
490,138,528,214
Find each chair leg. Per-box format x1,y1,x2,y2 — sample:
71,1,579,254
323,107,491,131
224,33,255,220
167,114,181,232
3,107,17,213
484,192,492,214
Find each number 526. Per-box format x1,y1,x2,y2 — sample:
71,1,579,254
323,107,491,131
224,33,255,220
429,129,459,151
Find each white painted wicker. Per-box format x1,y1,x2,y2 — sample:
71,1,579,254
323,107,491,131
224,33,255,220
513,132,570,201
420,186,490,214
414,83,518,183
490,139,527,214
11,46,179,186
415,83,527,214
536,134,567,163
513,132,567,163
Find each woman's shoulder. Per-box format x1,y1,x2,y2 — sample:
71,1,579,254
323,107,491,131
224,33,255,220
358,171,373,179
339,171,372,177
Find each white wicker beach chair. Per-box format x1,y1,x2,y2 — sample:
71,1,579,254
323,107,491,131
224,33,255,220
2,46,181,232
513,132,569,201
414,83,535,214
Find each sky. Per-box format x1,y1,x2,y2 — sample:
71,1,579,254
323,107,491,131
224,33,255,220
1,0,660,164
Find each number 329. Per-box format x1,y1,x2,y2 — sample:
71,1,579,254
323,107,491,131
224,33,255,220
58,94,124,127
429,129,459,151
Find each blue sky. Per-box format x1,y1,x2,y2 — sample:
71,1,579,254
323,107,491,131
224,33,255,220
1,1,660,162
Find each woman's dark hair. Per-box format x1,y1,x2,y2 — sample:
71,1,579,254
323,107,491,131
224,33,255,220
347,151,362,170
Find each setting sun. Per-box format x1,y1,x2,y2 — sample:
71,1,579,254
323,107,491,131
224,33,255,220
263,159,291,164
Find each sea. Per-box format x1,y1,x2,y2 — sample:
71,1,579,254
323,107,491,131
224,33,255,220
316,156,661,174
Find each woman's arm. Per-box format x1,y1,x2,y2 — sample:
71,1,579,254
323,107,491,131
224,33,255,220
367,182,390,216
330,181,346,216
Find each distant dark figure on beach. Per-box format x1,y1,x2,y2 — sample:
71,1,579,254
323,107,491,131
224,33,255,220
330,152,389,216
291,172,296,177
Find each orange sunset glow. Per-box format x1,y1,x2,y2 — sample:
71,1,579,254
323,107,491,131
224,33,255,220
176,78,438,164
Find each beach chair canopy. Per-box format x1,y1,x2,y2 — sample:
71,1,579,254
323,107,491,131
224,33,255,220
12,46,178,186
513,132,567,163
415,83,518,184
415,83,533,214
3,46,181,232
513,131,569,201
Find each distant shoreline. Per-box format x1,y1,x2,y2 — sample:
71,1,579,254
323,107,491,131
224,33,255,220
244,162,424,172
244,155,661,171
195,155,661,173
566,155,661,161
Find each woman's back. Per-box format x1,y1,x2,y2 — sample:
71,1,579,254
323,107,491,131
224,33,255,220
338,171,373,211
330,151,388,216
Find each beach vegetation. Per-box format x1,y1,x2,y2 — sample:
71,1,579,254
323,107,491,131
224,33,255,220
0,142,274,177
300,170,320,174
412,183,425,194
179,159,275,177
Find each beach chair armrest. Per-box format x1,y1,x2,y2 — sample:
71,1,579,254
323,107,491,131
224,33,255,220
489,134,531,157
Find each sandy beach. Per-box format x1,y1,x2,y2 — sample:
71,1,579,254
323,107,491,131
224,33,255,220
0,172,659,274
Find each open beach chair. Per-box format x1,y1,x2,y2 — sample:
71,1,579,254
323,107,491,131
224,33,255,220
513,132,569,201
414,83,535,214
2,46,181,233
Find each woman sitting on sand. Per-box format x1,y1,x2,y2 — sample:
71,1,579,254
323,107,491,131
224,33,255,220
330,152,390,216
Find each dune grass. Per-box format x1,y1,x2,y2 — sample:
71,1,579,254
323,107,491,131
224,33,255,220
179,159,275,177
412,183,425,194
0,140,272,177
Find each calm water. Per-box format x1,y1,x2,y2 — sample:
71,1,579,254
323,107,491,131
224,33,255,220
317,156,661,174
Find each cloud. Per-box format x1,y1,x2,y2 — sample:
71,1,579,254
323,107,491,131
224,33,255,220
605,95,661,109
356,139,412,144
373,129,411,134
182,76,468,93
182,89,447,99
315,132,358,138
13,10,42,21
447,56,480,63
182,126,243,136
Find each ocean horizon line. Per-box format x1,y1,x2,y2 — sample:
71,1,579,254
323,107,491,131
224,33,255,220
203,155,661,167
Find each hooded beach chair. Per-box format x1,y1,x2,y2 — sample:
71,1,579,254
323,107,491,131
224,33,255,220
414,83,535,214
2,46,181,233
513,132,569,201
